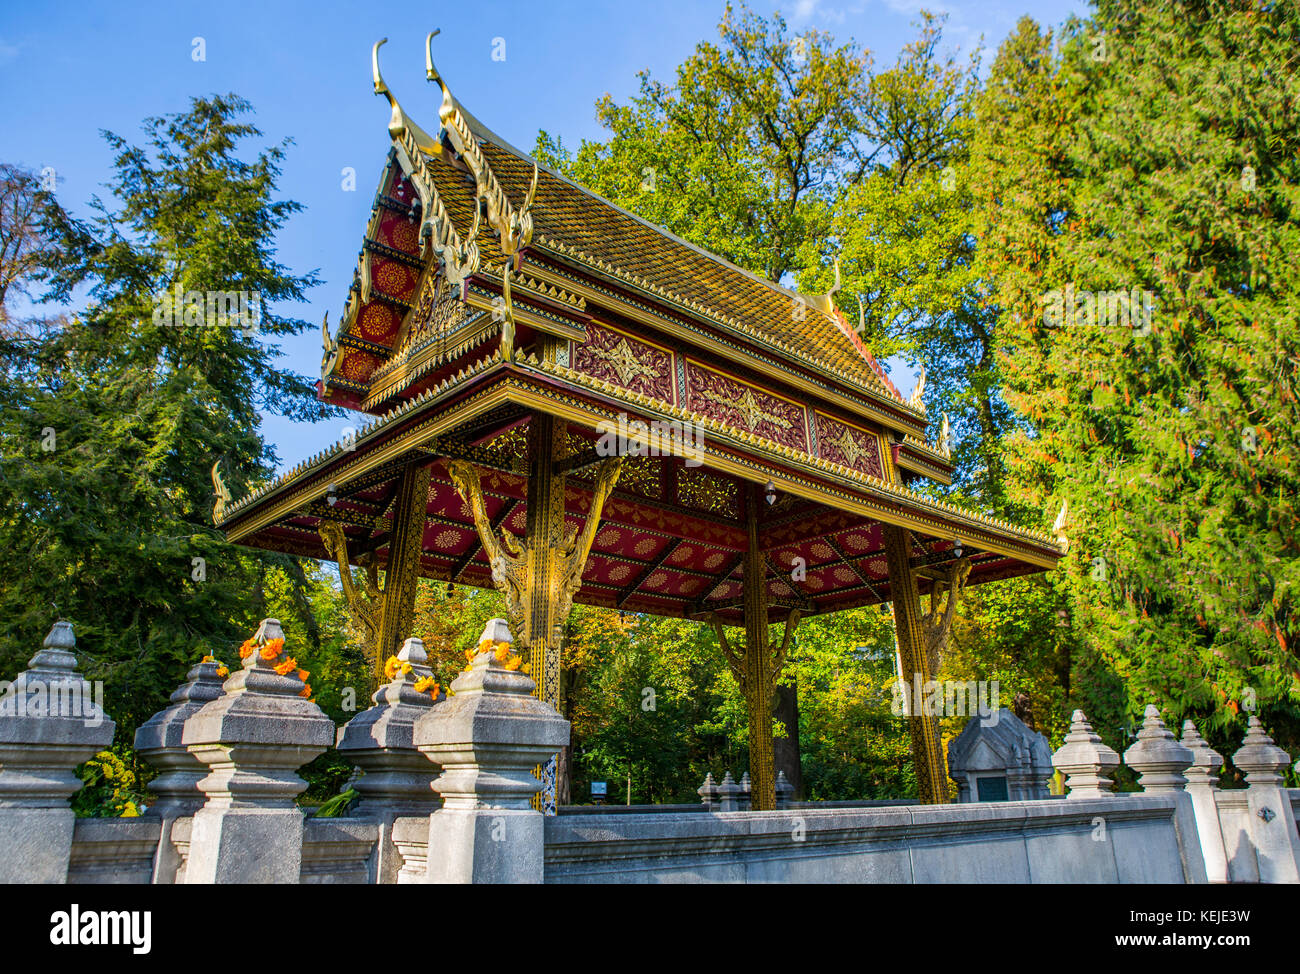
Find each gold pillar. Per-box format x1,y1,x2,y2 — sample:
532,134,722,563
449,414,622,812
376,461,433,670
319,460,432,686
712,485,799,812
882,523,951,804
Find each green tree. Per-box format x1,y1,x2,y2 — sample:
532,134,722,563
534,1,872,284
973,3,1300,759
0,95,342,802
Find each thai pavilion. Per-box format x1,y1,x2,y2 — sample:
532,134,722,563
213,34,1065,812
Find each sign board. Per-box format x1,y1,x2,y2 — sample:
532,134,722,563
591,781,607,797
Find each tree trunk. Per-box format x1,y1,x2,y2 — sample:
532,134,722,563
773,680,803,799
556,663,573,806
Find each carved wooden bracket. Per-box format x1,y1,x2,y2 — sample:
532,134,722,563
921,557,971,676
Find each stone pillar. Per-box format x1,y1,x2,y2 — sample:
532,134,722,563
1123,705,1208,883
337,636,443,884
716,772,742,812
739,771,752,811
134,657,226,883
1180,720,1229,883
1232,716,1300,884
1051,710,1120,797
181,619,335,884
774,770,795,809
697,772,718,810
414,619,568,884
0,621,115,883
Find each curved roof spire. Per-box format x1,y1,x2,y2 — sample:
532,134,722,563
372,37,444,157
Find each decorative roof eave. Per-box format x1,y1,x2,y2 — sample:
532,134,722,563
531,235,917,415
222,366,1061,573
895,449,953,486
218,348,506,528
362,314,502,412
896,434,954,484
514,356,1064,564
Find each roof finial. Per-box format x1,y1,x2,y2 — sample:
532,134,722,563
1053,499,1069,550
803,256,841,316
371,37,389,96
211,460,232,524
321,310,339,379
937,413,951,457
372,37,441,153
425,29,443,79
909,365,926,412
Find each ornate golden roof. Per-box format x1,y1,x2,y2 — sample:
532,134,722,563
328,36,906,414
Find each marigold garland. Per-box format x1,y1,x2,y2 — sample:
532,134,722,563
201,654,230,678
462,637,524,675
236,632,312,702
384,654,440,701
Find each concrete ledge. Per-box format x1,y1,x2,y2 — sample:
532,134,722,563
543,795,1188,884
68,818,163,884
300,818,380,884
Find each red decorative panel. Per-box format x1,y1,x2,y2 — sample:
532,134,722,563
685,362,808,452
375,209,421,256
422,523,476,556
835,523,883,555
573,324,675,402
386,169,416,204
357,301,401,345
813,413,884,479
371,256,419,303
338,349,381,384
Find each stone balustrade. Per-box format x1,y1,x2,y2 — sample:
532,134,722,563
2,616,1299,884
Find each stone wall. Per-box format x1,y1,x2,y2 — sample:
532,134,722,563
4,620,1299,885
542,796,1189,884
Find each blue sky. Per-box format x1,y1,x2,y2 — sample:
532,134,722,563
0,0,1089,470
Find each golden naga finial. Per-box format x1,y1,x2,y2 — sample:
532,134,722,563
498,260,517,361
804,257,841,316
211,460,232,523
321,310,339,379
1053,499,1070,551
909,364,926,412
372,37,442,155
937,412,951,457
374,33,476,283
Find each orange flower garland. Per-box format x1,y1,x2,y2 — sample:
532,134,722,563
462,637,527,675
384,654,439,701
201,654,230,678
237,632,312,702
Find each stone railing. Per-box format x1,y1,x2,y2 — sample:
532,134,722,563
2,619,1298,884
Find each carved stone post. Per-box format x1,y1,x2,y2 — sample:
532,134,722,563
337,636,443,883
134,657,226,883
1232,716,1300,884
1052,710,1120,797
1123,705,1207,883
182,619,335,884
0,622,115,883
448,414,621,814
414,619,568,883
882,524,968,804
